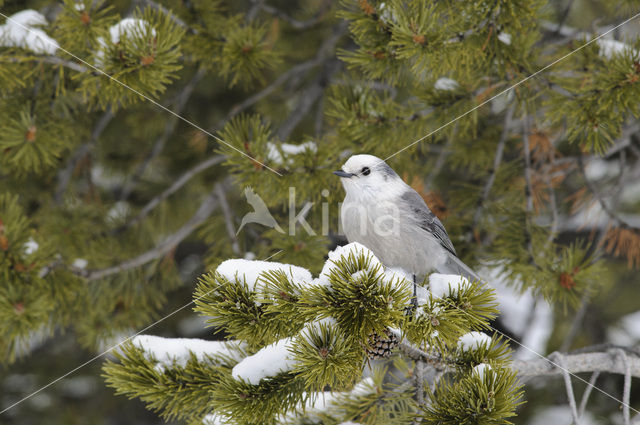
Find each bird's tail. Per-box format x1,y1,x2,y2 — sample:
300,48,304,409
441,252,484,284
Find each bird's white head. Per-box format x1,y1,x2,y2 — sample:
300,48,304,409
334,154,405,198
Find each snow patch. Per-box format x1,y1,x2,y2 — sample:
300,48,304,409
498,32,512,45
598,38,635,59
132,335,245,370
299,317,337,343
527,406,599,425
232,338,296,384
608,310,640,345
266,141,317,165
434,77,459,91
95,18,156,65
516,299,553,360
0,10,59,55
202,413,230,425
107,201,130,221
23,238,39,256
216,259,312,292
458,331,491,352
472,363,492,379
429,273,470,298
316,242,381,287
72,258,88,269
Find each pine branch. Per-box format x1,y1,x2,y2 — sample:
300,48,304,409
115,154,225,232
80,181,225,281
512,350,640,378
118,68,206,201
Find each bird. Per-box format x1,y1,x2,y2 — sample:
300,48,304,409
236,187,284,235
333,154,481,284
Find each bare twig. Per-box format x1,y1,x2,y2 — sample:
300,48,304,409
554,0,576,35
118,68,206,201
257,1,329,30
578,371,600,418
80,183,222,281
559,289,591,352
616,349,632,425
550,352,580,423
471,103,515,230
215,183,241,255
54,109,114,204
217,59,320,129
578,156,629,228
426,126,455,187
277,59,341,140
115,155,225,232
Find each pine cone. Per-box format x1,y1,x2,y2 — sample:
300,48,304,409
365,328,399,360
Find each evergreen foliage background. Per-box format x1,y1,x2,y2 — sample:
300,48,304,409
1,0,640,424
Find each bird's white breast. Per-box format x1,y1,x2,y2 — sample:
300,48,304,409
340,191,447,278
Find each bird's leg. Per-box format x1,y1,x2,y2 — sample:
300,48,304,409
404,275,419,318
412,274,418,311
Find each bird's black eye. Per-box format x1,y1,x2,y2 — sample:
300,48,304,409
361,166,371,176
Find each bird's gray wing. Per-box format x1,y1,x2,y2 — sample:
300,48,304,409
400,190,457,256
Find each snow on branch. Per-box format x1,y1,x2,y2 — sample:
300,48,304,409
0,9,59,55
132,335,246,371
217,259,312,292
231,337,296,384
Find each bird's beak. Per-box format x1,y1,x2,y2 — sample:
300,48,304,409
333,170,355,178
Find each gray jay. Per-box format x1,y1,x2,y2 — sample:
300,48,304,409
334,154,481,284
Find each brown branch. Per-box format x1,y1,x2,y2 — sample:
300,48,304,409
115,155,225,233
79,183,222,281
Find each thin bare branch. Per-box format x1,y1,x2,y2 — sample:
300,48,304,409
115,155,225,232
118,68,206,201
277,59,341,140
616,349,632,425
257,1,329,30
80,183,223,281
218,59,320,130
54,109,114,204
215,183,241,256
550,352,580,423
471,103,515,230
578,371,600,418
559,289,591,352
